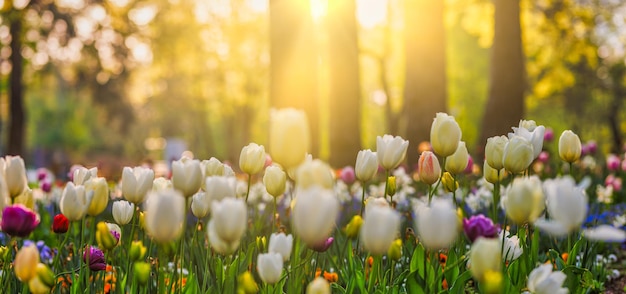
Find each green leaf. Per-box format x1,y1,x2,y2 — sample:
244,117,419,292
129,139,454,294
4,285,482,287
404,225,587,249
406,271,426,294
448,270,472,294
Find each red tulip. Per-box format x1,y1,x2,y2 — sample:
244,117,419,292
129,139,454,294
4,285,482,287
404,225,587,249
52,214,69,234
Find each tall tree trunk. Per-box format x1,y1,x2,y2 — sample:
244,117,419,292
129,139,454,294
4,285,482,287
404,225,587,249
479,0,525,152
270,0,320,157
327,0,361,168
8,16,25,156
403,0,448,163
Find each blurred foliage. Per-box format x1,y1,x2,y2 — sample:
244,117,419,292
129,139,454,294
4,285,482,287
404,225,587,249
0,0,625,168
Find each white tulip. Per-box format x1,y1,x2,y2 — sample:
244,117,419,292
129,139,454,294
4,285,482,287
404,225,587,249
535,176,587,237
306,277,331,294
502,135,534,174
295,159,334,189
527,263,568,294
171,157,202,197
355,150,378,182
208,219,240,255
201,157,226,178
469,237,502,282
509,120,545,159
376,135,409,170
152,177,172,192
269,108,310,170
415,199,458,250
144,189,185,243
500,230,523,262
485,136,509,170
191,192,211,218
263,165,287,198
4,155,27,198
239,143,266,175
430,113,462,158
211,198,247,244
445,141,469,175
559,130,582,163
60,182,90,221
292,186,339,248
269,232,293,262
257,253,283,284
112,200,134,225
122,166,154,204
72,166,97,186
504,176,545,225
205,176,236,201
360,204,400,255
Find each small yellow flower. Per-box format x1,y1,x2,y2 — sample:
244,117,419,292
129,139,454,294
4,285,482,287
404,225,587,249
238,271,258,294
129,241,147,261
387,239,402,261
483,270,503,294
386,176,397,197
441,172,458,193
345,215,363,239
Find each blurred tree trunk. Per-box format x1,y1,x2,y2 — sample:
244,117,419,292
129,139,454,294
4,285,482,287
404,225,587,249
403,0,447,162
270,0,320,157
479,0,525,151
8,15,25,156
327,0,361,168
608,64,625,153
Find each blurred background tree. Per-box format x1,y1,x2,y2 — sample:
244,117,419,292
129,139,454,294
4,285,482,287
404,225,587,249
0,0,625,176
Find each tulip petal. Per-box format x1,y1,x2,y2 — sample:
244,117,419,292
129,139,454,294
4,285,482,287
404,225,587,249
582,225,626,242
534,219,569,237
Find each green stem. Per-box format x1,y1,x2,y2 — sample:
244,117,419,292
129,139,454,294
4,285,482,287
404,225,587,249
384,170,390,203
389,259,396,287
367,255,380,293
493,170,501,222
245,173,252,203
360,181,367,216
272,197,278,231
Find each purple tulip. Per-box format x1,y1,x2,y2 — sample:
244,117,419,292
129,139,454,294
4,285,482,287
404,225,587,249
310,237,334,252
463,214,498,243
339,166,356,186
1,205,40,238
83,246,106,271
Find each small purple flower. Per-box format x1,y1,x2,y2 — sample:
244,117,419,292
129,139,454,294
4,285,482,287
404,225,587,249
544,128,554,142
83,246,106,271
36,168,48,181
310,237,334,252
463,214,498,243
23,240,54,264
339,166,356,186
40,179,52,193
586,141,598,155
1,204,40,238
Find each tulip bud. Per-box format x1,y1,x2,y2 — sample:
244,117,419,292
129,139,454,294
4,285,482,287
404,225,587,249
0,246,9,260
134,262,151,285
4,156,27,199
51,213,69,234
211,198,247,244
361,204,401,255
84,246,106,271
256,236,267,252
85,177,109,217
191,192,210,218
418,151,441,185
35,263,55,288
485,136,508,170
130,240,147,261
28,275,51,294
60,182,89,221
502,136,534,174
295,159,335,190
469,237,501,282
310,237,334,252
483,270,503,294
171,157,202,198
72,166,98,185
376,135,409,170
306,277,331,294
238,271,259,294
355,150,378,182
121,166,154,204
112,200,135,226
14,188,34,209
504,176,545,225
559,130,582,163
269,108,310,170
345,215,363,239
239,143,266,175
14,244,40,281
152,177,172,192
386,176,396,197
388,239,402,261
292,186,339,248
201,157,226,178
144,189,185,243
1,204,39,238
96,222,118,251
441,172,458,193
263,165,287,198
269,232,293,262
430,113,462,157
463,214,498,243
445,141,469,175
483,161,503,185
257,253,283,284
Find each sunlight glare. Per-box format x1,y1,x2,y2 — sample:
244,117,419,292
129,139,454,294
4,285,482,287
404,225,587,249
310,0,327,22
247,0,268,13
356,0,387,28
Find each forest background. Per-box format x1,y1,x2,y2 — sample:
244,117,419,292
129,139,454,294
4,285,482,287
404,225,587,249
0,0,622,179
